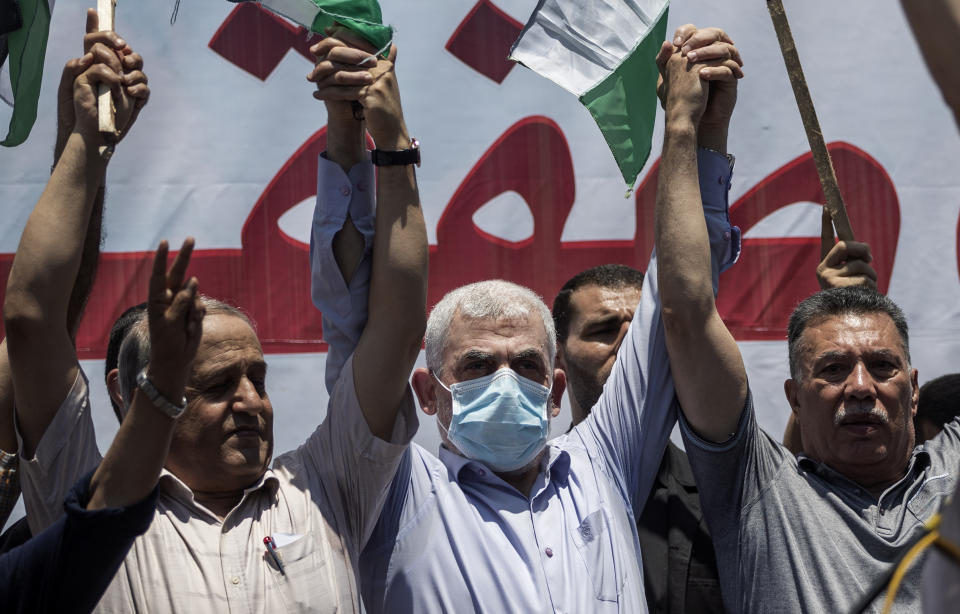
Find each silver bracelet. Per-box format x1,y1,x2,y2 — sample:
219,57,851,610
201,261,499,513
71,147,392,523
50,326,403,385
136,368,187,418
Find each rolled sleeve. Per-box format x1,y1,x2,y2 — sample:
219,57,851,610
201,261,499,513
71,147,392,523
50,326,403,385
16,370,102,534
310,153,376,393
697,148,741,294
291,353,417,550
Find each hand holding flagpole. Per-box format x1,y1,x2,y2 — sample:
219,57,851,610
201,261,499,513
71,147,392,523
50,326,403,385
97,0,118,144
767,0,855,242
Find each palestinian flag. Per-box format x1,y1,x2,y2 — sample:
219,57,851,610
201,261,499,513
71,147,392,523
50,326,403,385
2,0,53,146
229,0,392,53
509,0,669,187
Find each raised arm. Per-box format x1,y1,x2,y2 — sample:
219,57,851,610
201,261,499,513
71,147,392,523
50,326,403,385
655,33,748,444
900,0,960,128
0,241,201,612
310,40,427,441
4,17,148,458
308,34,377,391
577,26,743,507
87,240,203,510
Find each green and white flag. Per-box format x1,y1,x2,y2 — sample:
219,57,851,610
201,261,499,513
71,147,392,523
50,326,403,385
2,0,53,147
233,0,392,53
509,0,669,187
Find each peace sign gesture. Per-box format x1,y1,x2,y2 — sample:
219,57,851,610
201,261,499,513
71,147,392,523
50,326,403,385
145,238,205,399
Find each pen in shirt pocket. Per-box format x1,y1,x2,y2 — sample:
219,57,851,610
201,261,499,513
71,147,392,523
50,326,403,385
264,536,286,575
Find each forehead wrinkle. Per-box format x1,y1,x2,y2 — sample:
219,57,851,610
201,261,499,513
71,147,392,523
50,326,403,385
192,347,266,380
800,315,910,374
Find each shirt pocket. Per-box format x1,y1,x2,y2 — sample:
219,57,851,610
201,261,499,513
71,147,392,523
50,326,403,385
266,531,337,612
572,509,621,602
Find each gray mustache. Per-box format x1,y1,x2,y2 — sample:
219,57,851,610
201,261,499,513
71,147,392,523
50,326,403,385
834,406,890,426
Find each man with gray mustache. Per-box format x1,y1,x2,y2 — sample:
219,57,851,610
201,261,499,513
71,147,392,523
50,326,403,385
654,30,960,610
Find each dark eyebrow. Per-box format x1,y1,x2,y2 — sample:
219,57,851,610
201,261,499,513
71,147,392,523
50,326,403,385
583,314,626,329
249,359,268,373
511,348,546,365
812,351,849,366
813,349,904,367
457,349,495,364
864,349,904,364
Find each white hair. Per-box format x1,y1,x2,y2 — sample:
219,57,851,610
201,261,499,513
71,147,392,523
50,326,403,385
425,280,556,373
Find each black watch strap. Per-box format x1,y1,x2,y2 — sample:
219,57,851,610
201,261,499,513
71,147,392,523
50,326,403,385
372,138,420,167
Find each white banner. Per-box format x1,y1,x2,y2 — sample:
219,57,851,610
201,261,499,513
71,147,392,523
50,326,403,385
2,0,959,525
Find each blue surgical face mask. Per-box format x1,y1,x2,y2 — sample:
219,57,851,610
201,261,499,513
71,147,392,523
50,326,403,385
435,368,551,473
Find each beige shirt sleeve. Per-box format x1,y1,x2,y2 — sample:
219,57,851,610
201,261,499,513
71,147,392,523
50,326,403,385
278,353,418,553
16,369,102,534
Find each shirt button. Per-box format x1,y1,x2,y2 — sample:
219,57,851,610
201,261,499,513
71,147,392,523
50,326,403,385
723,231,731,240
718,176,724,184
231,576,240,585
545,547,554,557
340,185,351,197
477,469,486,476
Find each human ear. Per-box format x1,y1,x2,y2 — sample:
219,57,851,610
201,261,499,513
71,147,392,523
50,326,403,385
412,368,438,416
107,368,125,410
550,368,566,418
555,344,567,372
784,378,801,417
910,368,919,418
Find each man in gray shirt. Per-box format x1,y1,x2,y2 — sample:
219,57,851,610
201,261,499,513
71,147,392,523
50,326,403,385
653,28,959,613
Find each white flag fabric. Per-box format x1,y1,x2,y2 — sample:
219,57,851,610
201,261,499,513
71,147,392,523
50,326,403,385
510,0,669,185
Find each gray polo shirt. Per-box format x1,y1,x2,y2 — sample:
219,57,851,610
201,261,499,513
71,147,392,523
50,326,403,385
681,393,960,613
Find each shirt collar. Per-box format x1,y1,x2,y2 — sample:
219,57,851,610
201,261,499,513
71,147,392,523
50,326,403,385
437,443,571,486
438,444,475,480
158,468,280,514
796,447,931,491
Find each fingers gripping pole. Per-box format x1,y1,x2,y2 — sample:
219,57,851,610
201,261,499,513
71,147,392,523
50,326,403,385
767,0,855,241
97,0,118,138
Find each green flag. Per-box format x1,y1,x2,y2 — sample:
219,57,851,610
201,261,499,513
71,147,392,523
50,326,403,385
234,0,392,53
2,0,51,147
510,0,670,187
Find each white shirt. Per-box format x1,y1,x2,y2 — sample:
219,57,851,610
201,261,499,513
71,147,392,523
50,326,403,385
18,355,417,613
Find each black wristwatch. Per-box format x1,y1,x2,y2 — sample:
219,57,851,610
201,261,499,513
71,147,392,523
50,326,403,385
372,138,420,167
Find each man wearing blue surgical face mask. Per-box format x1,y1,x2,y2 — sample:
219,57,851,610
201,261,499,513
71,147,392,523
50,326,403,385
347,24,745,613
421,282,566,495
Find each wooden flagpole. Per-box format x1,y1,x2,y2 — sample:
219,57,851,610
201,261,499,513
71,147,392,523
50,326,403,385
97,0,118,143
767,0,855,241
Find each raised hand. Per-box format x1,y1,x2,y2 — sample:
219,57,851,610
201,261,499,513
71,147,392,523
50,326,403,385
57,8,149,152
816,210,878,290
145,238,205,400
656,25,743,151
308,33,408,150
655,42,710,127
308,29,377,125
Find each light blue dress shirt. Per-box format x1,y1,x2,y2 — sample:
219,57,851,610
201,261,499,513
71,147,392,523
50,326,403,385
311,150,739,613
